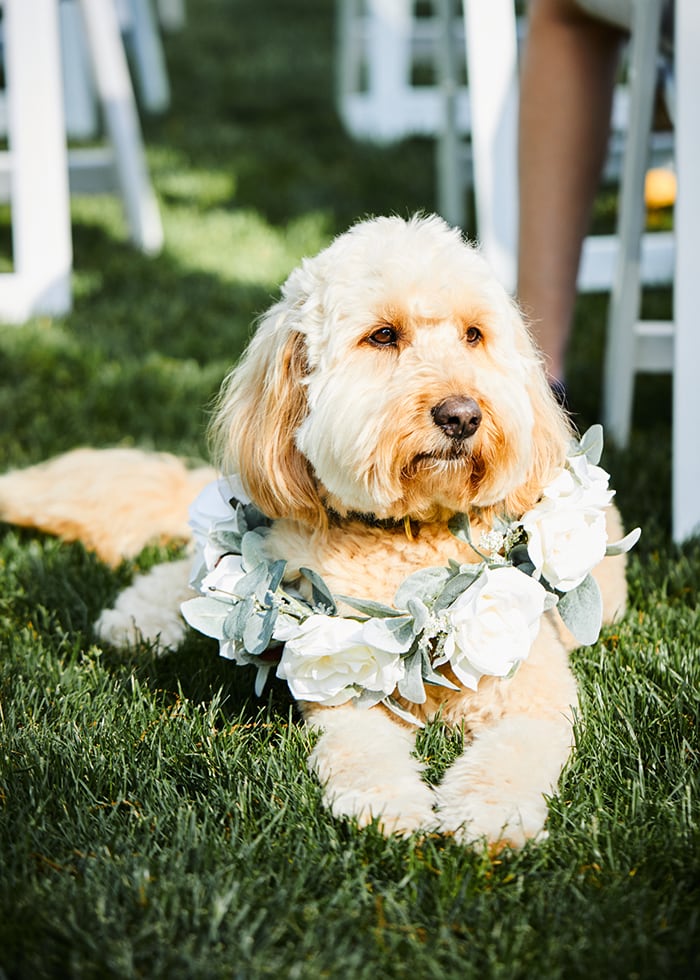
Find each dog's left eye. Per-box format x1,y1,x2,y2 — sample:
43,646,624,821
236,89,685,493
465,326,482,346
369,325,398,347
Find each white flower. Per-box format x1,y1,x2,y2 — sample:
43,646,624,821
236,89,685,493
435,566,547,691
522,456,614,592
522,499,608,592
200,553,247,597
276,614,406,705
188,476,250,569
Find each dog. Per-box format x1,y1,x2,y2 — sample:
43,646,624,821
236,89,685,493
0,215,629,847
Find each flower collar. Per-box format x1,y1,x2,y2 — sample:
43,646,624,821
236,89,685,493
181,426,639,725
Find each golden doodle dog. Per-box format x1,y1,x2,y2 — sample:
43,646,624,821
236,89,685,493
0,215,632,847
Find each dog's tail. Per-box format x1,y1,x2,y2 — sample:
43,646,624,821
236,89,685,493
0,448,216,566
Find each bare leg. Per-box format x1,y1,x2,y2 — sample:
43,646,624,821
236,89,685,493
517,0,625,382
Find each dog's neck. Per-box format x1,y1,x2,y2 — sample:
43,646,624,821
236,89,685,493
327,507,420,540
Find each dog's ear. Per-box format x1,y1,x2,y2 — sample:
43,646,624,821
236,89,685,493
502,308,575,517
209,296,325,524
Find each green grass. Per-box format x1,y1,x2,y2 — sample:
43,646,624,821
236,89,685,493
0,1,698,977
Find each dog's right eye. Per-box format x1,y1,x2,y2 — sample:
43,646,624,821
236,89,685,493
368,325,398,347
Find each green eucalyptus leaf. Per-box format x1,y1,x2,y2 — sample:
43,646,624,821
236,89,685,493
398,649,426,704
254,664,273,697
243,606,278,656
235,562,270,600
605,527,641,556
266,559,287,596
406,596,430,634
508,543,534,573
223,595,255,642
241,530,269,570
337,595,404,619
579,424,604,465
299,567,338,615
557,574,603,645
382,697,425,727
363,616,415,653
242,502,272,532
352,689,385,710
447,511,473,544
180,596,230,640
210,528,244,553
420,650,460,690
393,566,451,609
434,567,484,613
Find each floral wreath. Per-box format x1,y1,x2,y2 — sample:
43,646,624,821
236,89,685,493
182,426,639,725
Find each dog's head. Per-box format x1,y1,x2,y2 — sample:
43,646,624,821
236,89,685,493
210,215,573,526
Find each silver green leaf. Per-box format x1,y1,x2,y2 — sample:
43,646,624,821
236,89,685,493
336,595,403,619
299,567,338,615
397,649,426,704
393,566,451,609
579,424,604,465
605,527,641,556
557,573,603,645
180,596,230,640
243,605,278,656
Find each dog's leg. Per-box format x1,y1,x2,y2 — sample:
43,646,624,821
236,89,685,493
95,558,194,650
306,705,437,836
433,713,573,849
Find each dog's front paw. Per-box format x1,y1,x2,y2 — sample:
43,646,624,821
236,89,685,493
94,559,193,651
324,783,438,837
434,788,548,850
433,716,573,849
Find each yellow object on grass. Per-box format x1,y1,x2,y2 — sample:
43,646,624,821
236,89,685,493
644,167,677,209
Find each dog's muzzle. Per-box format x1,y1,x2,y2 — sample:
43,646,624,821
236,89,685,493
431,396,482,441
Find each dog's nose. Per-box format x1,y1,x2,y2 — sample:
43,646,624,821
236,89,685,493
431,396,482,440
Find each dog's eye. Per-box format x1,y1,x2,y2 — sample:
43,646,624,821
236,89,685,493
465,326,482,346
369,325,398,347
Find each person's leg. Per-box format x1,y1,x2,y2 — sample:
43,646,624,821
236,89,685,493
517,0,626,383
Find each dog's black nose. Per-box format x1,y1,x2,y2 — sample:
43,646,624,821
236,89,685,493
431,396,482,440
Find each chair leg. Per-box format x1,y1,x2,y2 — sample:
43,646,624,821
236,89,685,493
463,0,519,293
78,0,164,255
0,0,73,322
602,0,664,447
672,0,700,542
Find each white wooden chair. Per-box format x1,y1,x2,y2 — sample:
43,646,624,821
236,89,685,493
602,0,672,448
0,0,163,324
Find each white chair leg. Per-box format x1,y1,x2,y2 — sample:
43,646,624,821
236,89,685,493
672,0,700,542
60,0,99,140
78,0,164,255
602,0,664,447
123,0,171,114
435,0,464,227
463,0,519,292
0,0,73,322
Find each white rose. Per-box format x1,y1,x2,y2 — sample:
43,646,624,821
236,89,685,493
276,614,406,705
188,476,251,569
549,457,614,510
200,553,247,597
522,496,608,592
436,566,547,691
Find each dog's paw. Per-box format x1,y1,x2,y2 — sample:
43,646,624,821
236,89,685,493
433,715,573,848
434,789,548,849
94,559,193,651
325,783,438,837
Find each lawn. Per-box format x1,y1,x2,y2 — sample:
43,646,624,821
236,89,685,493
0,1,698,977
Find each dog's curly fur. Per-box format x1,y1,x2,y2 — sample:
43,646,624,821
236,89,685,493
0,215,628,847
